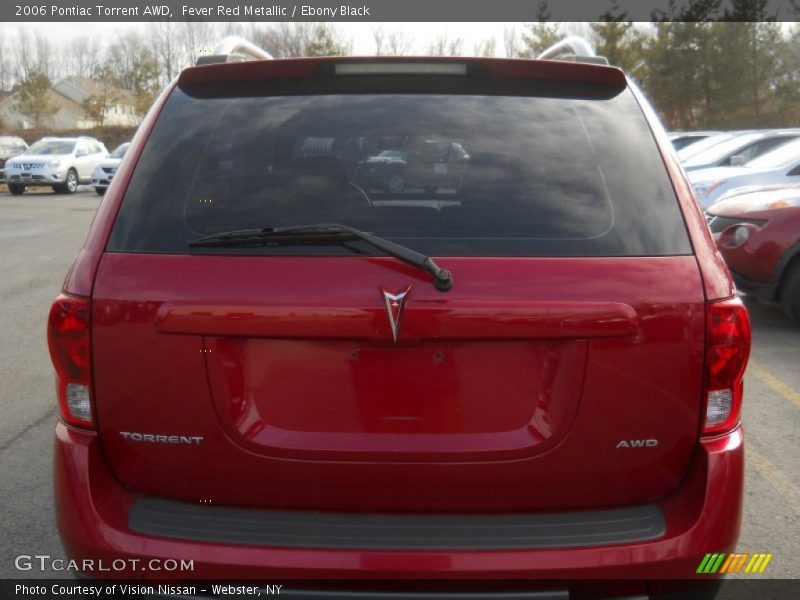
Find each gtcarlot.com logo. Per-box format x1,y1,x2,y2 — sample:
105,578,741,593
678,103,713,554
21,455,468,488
697,552,773,574
14,554,194,573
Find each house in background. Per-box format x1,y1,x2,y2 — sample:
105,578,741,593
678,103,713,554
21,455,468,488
0,77,137,130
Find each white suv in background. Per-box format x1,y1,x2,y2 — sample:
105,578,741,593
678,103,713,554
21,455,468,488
91,142,130,195
5,136,108,195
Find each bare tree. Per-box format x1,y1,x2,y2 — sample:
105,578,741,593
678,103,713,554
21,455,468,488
427,34,464,57
65,35,102,78
252,23,310,58
372,26,386,56
106,30,149,90
13,29,34,81
34,31,61,81
473,38,497,57
179,21,215,66
252,23,352,58
0,26,10,91
149,22,180,85
217,22,245,38
503,27,521,58
386,30,414,56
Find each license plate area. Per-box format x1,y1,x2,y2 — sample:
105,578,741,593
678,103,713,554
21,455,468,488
205,337,587,461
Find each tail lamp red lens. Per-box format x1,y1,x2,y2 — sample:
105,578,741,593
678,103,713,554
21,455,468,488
703,297,751,435
47,294,94,428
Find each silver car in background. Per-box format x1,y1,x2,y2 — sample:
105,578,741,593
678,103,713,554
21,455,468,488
4,136,108,195
682,130,800,172
689,137,800,208
92,143,131,195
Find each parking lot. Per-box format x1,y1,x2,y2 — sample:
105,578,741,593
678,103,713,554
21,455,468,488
0,188,798,580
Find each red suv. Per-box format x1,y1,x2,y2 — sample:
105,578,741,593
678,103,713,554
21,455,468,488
48,41,750,597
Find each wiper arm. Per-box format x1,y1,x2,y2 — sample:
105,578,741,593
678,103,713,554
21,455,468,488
188,223,454,292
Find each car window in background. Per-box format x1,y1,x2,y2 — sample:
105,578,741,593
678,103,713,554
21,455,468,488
741,137,799,163
108,82,691,258
746,138,800,169
110,143,130,159
682,133,763,167
677,133,736,161
26,141,75,155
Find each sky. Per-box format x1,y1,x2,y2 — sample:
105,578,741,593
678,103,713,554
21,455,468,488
1,21,593,56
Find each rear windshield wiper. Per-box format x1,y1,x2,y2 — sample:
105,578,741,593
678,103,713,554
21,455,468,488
188,223,454,292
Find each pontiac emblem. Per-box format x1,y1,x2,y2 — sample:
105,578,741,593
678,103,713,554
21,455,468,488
381,285,411,343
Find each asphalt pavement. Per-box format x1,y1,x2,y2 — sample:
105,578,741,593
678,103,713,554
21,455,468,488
0,188,798,582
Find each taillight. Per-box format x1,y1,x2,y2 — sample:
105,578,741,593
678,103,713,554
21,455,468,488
703,297,751,435
47,293,94,428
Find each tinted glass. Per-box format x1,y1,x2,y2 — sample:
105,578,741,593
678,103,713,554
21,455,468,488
108,79,691,257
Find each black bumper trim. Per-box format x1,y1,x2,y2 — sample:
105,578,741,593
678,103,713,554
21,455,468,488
731,270,778,302
129,498,665,551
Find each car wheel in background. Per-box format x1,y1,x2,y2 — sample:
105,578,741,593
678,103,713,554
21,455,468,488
780,262,800,324
94,187,106,195
8,184,25,195
64,169,79,194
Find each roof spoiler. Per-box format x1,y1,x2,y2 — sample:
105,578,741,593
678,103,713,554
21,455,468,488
537,36,609,66
196,36,273,66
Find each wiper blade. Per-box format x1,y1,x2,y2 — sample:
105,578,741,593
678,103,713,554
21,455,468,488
188,223,454,292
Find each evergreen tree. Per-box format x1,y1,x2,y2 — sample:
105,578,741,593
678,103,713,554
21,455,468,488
15,70,56,127
520,1,561,57
590,1,646,75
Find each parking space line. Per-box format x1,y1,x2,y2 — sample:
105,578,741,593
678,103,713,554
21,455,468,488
748,361,800,409
747,444,800,508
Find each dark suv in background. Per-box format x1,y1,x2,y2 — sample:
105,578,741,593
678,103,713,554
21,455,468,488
48,37,749,598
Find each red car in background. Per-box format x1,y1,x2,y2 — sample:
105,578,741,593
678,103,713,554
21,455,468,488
709,185,800,323
47,37,750,598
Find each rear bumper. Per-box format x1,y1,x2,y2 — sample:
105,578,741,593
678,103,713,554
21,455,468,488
54,421,744,581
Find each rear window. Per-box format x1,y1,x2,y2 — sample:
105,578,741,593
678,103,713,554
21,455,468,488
108,77,691,257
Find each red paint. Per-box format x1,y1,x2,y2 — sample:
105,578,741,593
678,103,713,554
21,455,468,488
88,253,706,510
54,422,744,580
157,299,639,339
713,200,800,286
179,56,626,87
